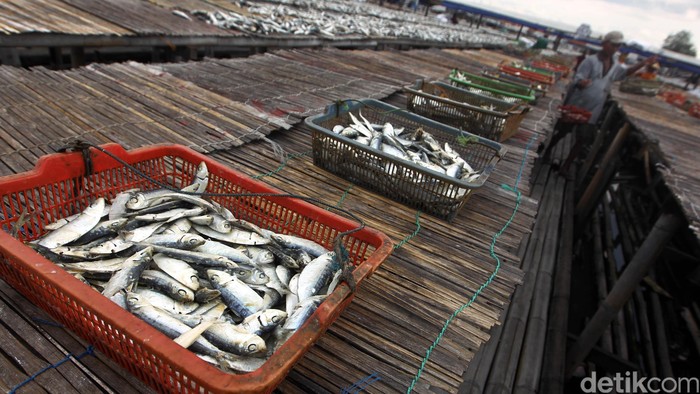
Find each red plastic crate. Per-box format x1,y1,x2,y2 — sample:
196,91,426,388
559,105,592,124
0,143,394,394
689,103,700,119
499,64,555,86
530,60,570,77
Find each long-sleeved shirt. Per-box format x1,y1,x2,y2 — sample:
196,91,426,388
565,53,627,124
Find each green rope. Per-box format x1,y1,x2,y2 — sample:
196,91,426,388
394,211,421,250
335,185,354,208
406,185,522,393
252,150,311,179
405,129,539,392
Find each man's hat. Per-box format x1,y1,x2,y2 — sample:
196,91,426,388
603,31,625,45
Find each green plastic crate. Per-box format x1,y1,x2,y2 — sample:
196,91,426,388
449,69,536,103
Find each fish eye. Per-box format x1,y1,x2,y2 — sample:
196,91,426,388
247,344,257,352
238,270,247,276
178,289,187,297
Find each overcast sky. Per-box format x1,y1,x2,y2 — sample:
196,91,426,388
453,0,700,51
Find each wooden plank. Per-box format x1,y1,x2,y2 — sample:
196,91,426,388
0,282,153,394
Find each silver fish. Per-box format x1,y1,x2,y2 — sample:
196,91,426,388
125,292,223,357
196,353,266,374
241,309,287,336
195,240,253,265
190,214,232,234
49,245,94,260
133,288,200,315
89,237,134,255
297,251,339,302
141,233,206,250
192,225,270,246
241,246,275,265
37,198,106,249
152,253,200,291
181,162,209,194
126,189,175,210
109,190,138,220
101,246,154,298
161,218,192,235
139,269,196,302
70,218,128,245
275,265,292,286
134,207,206,223
269,233,329,257
282,295,327,330
233,266,269,286
121,221,168,243
195,287,222,303
59,257,126,275
150,245,238,269
200,321,267,356
207,269,263,318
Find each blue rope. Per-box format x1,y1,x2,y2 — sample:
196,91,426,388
514,132,539,189
341,372,381,393
9,345,95,394
31,317,64,327
406,132,538,393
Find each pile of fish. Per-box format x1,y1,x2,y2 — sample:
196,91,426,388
331,111,481,183
28,162,345,374
180,0,510,45
451,71,524,104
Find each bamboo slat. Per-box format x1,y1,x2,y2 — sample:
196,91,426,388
0,47,555,393
0,0,131,35
62,0,232,36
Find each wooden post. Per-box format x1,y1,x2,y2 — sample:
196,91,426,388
49,46,63,69
0,48,21,66
565,213,683,376
70,47,85,68
635,289,658,376
681,307,700,358
648,284,675,381
575,122,631,219
577,102,617,186
591,211,614,352
517,25,524,40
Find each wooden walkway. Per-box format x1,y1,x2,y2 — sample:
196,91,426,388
0,47,559,393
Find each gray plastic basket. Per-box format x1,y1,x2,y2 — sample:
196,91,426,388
404,79,530,142
305,99,507,221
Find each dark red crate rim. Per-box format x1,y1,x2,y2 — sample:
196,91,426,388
0,143,394,394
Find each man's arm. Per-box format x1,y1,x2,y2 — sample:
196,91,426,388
624,55,659,77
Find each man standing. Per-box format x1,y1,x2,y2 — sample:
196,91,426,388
566,30,657,124
543,31,657,175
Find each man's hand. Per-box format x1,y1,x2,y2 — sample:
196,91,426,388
644,55,659,66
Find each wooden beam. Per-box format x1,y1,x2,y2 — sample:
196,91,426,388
539,173,575,393
565,213,683,376
575,123,631,219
